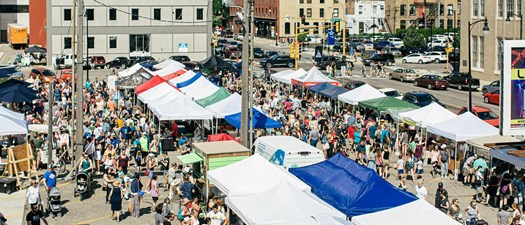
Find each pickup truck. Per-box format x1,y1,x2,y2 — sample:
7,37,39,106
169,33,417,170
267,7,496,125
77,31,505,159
443,72,480,91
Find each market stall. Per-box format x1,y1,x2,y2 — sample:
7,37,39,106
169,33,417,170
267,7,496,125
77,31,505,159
398,102,457,127
270,69,307,85
291,67,339,87
466,135,521,157
176,72,220,100
337,84,386,105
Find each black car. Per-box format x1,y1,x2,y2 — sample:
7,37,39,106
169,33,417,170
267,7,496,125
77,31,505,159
170,55,191,62
332,43,350,52
402,91,446,107
263,51,279,58
260,55,294,68
343,80,366,90
218,39,228,45
444,72,480,91
399,46,422,56
128,56,155,67
362,53,395,66
253,48,265,58
105,57,129,69
316,56,346,69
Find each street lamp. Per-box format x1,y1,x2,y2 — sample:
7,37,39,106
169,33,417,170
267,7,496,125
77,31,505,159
370,19,378,41
269,7,278,46
506,12,523,39
468,18,489,112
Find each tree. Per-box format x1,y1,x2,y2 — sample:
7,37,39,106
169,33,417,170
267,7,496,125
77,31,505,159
212,0,230,27
297,33,308,43
403,28,426,49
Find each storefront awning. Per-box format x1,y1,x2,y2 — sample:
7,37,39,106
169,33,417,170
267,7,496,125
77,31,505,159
177,152,204,164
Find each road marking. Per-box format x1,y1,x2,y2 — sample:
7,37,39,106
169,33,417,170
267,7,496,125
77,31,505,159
5,212,23,219
70,215,111,225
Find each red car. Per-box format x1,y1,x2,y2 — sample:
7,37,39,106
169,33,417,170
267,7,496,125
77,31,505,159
483,90,500,105
414,74,448,90
29,68,55,83
457,106,499,127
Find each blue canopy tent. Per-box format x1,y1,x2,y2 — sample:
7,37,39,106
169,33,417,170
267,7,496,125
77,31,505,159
308,82,348,99
307,82,333,94
0,67,20,78
224,109,282,129
289,153,418,218
0,79,37,103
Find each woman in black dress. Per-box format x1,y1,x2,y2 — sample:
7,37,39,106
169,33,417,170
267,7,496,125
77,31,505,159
109,180,124,222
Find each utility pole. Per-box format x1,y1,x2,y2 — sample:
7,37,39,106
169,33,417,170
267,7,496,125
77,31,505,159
70,0,76,160
240,0,251,147
249,0,254,147
47,81,54,166
75,0,84,164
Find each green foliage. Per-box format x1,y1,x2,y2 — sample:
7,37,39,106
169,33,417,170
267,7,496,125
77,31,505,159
402,28,426,49
212,0,230,27
297,33,308,43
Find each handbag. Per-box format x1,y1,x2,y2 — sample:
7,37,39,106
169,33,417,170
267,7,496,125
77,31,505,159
144,169,150,177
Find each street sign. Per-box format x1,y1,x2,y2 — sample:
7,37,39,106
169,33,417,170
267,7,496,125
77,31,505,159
327,29,335,45
178,43,188,52
314,46,323,59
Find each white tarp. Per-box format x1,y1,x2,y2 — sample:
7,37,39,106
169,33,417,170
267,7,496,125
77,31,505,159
178,75,220,100
226,178,346,225
167,71,196,86
138,82,179,104
118,64,153,78
152,95,213,120
271,69,307,85
0,106,24,121
208,154,310,195
427,112,499,142
205,93,242,118
153,59,184,70
0,114,27,136
28,124,59,133
352,199,461,225
337,84,386,105
146,89,184,109
398,102,458,127
154,61,185,77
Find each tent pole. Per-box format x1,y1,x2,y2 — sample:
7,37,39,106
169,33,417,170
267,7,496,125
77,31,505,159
423,127,428,167
454,141,458,180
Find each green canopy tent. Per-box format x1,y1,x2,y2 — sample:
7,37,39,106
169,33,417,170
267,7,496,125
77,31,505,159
195,88,231,107
358,96,419,112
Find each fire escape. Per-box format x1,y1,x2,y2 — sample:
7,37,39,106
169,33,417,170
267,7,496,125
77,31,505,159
408,0,439,29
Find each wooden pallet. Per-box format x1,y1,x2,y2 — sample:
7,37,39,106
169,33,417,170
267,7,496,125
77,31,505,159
6,144,39,188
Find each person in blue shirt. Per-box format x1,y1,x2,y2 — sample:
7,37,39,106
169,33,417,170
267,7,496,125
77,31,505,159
85,79,92,90
178,134,188,149
120,124,130,140
43,166,57,194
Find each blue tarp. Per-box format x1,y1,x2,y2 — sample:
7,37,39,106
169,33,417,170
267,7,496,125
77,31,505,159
308,82,333,93
289,153,418,218
308,82,349,99
224,109,282,129
176,72,202,88
0,68,19,78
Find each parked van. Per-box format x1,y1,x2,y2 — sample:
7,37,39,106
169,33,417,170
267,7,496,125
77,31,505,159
253,136,325,168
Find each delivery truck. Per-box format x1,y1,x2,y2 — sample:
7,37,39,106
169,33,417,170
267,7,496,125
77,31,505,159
253,136,325,168
7,24,28,48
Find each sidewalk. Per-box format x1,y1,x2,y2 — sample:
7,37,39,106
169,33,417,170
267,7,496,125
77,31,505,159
0,190,27,225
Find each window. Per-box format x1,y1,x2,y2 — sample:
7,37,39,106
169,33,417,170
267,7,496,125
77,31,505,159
131,8,139,20
446,5,453,16
380,5,384,11
154,8,161,20
85,8,94,21
473,0,478,16
64,37,72,49
333,8,339,17
109,36,117,49
373,6,377,14
300,0,304,3
87,37,94,49
472,36,478,68
440,4,445,15
307,0,312,3
479,36,484,69
307,8,312,17
400,20,406,29
334,0,339,3
320,8,325,17
409,5,416,16
458,3,461,15
320,0,324,3
358,5,363,15
439,19,444,28
129,34,150,52
497,38,503,71
109,8,117,20
300,8,304,17
400,4,406,16
480,0,485,16
507,0,515,17
313,22,319,34
0,5,28,13
197,8,204,20
519,0,522,17
447,19,453,28
285,22,290,34
175,9,183,20
64,9,71,21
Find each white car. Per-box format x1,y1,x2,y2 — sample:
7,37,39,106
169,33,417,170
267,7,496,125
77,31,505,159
427,40,447,48
401,53,433,64
388,38,404,48
425,51,448,63
444,32,456,41
428,34,447,42
235,34,244,41
362,40,374,50
378,88,403,99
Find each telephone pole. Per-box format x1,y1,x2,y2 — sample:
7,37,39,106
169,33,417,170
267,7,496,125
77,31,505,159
74,0,84,164
70,0,77,161
240,0,251,147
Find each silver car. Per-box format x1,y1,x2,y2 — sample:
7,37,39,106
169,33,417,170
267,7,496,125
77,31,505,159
482,80,500,95
390,68,420,82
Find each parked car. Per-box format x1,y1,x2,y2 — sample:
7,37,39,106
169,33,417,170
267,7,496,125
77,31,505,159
399,46,422,56
343,80,366,90
458,106,499,127
427,40,447,48
387,37,404,48
444,72,480,90
169,55,191,62
259,55,294,68
428,34,448,42
229,41,239,47
57,68,76,82
316,56,346,69
414,74,449,90
218,39,228,45
362,40,374,50
389,68,419,82
374,40,395,50
333,43,350,52
362,53,395,66
263,51,279,58
425,51,448,63
253,48,265,58
224,46,242,59
482,80,500,95
402,91,445,107
105,57,129,69
378,88,402,99
88,56,106,69
29,68,55,83
234,34,244,41
215,44,224,55
139,60,159,70
484,90,500,105
402,53,433,64
129,56,155,67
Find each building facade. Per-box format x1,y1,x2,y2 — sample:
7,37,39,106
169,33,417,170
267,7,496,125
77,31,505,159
0,0,29,43
47,0,212,66
385,0,461,32
346,0,387,35
29,0,46,47
460,0,524,81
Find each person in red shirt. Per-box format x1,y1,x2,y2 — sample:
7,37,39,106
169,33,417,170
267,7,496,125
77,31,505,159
171,122,178,139
347,124,355,150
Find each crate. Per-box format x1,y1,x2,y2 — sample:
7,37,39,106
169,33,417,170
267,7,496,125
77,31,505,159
0,178,17,194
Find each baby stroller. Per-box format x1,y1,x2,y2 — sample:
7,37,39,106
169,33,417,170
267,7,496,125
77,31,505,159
47,187,62,217
74,172,92,200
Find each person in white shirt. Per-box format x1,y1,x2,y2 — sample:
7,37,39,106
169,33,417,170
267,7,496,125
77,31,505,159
206,205,227,225
415,179,428,200
26,181,40,206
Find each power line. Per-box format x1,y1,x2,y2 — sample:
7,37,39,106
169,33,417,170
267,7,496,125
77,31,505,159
92,0,215,24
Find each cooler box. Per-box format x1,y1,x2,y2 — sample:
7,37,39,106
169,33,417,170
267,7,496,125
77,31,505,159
0,178,17,194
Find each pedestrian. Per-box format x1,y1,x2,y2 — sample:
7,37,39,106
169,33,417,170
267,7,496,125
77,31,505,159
43,165,57,194
103,168,115,204
130,173,143,218
414,179,428,200
109,180,123,222
160,152,170,189
448,198,462,221
117,151,130,175
439,144,450,178
435,182,445,208
206,204,227,225
26,181,40,207
151,174,160,211
177,176,195,201
438,190,450,214
395,154,405,180
430,145,440,178
155,204,175,225
498,205,513,225
465,201,480,225
26,203,49,225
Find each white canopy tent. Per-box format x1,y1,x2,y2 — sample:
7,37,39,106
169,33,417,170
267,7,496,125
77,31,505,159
153,59,184,70
226,178,347,225
337,84,386,105
352,199,461,225
154,61,185,77
0,106,24,121
291,67,340,87
270,68,307,85
398,102,458,127
137,82,179,104
208,154,310,195
178,74,220,100
427,112,499,142
167,70,196,86
205,93,242,118
27,124,59,133
0,113,28,136
118,64,153,78
146,89,184,109
151,95,213,120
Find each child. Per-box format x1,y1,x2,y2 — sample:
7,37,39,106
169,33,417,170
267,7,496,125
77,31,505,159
396,154,405,180
416,158,424,178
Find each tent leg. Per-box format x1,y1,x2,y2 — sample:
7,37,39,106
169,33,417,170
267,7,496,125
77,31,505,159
454,141,458,180
423,128,428,167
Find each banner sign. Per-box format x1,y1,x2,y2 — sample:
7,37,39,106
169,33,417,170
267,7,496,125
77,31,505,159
501,40,525,135
327,29,335,45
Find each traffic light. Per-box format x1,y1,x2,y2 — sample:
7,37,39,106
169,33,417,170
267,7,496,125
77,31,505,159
295,42,300,59
335,22,340,33
290,43,295,59
301,15,306,24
